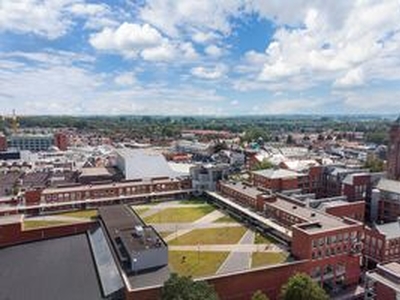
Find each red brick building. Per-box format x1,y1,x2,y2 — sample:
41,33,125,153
364,222,400,266
0,133,7,151
365,262,400,300
251,168,304,192
387,116,400,180
54,132,69,151
376,178,400,222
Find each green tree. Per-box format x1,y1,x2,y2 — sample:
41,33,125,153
252,159,274,171
280,273,329,300
252,290,270,300
364,157,385,172
161,273,219,300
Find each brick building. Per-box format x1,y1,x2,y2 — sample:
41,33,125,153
251,168,304,192
54,131,69,151
0,133,7,151
364,221,400,266
387,116,400,180
375,178,400,222
365,262,400,300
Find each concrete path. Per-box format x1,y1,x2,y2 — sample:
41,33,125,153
169,244,279,253
163,210,225,242
152,222,241,232
216,229,255,274
27,215,88,222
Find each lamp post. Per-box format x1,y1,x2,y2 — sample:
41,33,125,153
133,258,138,276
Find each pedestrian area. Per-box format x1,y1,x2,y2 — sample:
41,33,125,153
133,199,290,278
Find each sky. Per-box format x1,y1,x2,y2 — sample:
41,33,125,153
1,0,400,116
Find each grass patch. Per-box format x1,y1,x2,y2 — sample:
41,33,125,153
178,197,207,205
133,207,150,216
169,227,247,246
169,250,229,278
56,209,98,219
214,214,237,223
251,252,289,268
144,205,215,223
23,220,72,230
159,231,174,238
254,233,278,244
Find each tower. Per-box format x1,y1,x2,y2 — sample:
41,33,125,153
387,116,400,180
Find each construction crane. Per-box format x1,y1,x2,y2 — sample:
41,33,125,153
1,109,19,134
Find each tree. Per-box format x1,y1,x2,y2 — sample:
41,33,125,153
286,134,294,145
364,157,385,172
252,159,274,171
280,273,329,300
252,290,270,300
161,273,219,300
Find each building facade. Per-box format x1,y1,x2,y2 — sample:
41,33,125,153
387,116,400,180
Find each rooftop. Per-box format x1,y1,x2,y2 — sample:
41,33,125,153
269,196,358,232
252,168,303,179
0,214,23,226
376,178,400,194
376,221,400,239
220,181,267,199
0,234,105,300
99,205,167,257
80,167,115,178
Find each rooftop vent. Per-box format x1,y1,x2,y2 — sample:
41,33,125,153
310,213,316,217
293,206,297,209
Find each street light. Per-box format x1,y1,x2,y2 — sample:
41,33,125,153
133,258,138,276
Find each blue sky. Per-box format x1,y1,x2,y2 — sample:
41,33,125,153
1,0,400,115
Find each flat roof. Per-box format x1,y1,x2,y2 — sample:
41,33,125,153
80,167,114,177
252,168,303,179
42,177,181,194
99,205,166,254
376,222,400,239
268,197,355,232
0,234,105,300
220,181,266,199
0,214,23,225
377,178,400,194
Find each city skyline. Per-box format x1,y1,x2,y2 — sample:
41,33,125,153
1,0,400,115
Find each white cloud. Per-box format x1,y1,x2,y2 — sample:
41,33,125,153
0,51,226,115
0,0,77,39
140,0,245,37
192,31,219,44
204,45,223,57
191,64,227,79
262,98,324,114
235,1,400,90
333,68,365,88
90,23,164,55
141,42,176,62
114,72,137,86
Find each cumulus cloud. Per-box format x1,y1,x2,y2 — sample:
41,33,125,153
191,64,227,79
204,45,223,57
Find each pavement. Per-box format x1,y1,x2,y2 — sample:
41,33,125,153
163,210,225,242
27,215,88,222
216,229,255,274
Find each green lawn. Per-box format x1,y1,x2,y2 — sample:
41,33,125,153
251,252,289,268
169,227,247,246
56,209,98,219
143,205,215,223
23,220,73,230
158,231,173,238
133,207,150,216
169,250,229,278
178,197,208,205
214,214,237,223
254,233,278,244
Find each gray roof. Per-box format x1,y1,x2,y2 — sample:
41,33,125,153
252,168,302,179
376,222,400,239
0,234,105,300
377,178,400,194
116,148,178,180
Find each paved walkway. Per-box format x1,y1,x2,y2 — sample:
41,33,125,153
27,215,88,222
217,229,255,274
153,222,241,232
169,244,277,253
133,202,209,219
163,210,225,242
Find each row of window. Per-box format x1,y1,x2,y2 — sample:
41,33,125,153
312,231,360,248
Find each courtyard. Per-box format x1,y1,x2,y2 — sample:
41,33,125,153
133,199,290,278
